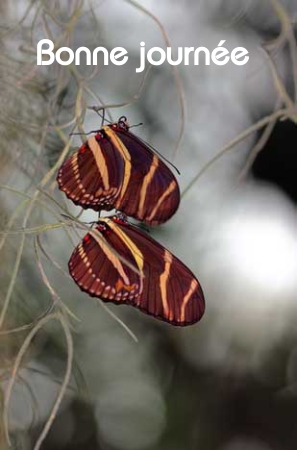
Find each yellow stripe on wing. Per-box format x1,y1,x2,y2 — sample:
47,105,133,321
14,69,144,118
159,249,172,320
90,228,131,286
180,279,198,323
104,218,144,275
137,154,159,218
88,135,110,190
147,180,177,222
103,126,132,205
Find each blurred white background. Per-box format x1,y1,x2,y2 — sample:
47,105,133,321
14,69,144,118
1,1,297,449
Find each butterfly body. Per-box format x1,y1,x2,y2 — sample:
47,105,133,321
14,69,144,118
68,215,205,326
57,118,180,225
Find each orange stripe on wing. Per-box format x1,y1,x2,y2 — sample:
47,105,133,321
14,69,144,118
88,136,110,190
67,152,87,197
159,250,172,320
72,243,104,296
103,126,132,206
180,279,198,323
90,230,131,286
105,219,144,274
137,154,159,218
147,180,177,222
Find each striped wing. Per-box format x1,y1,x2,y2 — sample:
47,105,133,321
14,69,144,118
68,217,205,326
57,134,124,211
113,218,205,325
68,226,143,302
57,121,180,225
110,126,180,225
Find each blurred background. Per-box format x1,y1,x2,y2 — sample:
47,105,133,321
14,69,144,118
1,0,297,449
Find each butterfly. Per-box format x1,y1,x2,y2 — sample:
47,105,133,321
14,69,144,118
57,117,180,225
68,214,205,326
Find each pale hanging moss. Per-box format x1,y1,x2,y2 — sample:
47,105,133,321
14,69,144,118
1,1,297,450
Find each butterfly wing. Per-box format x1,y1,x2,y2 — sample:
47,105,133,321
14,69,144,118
69,217,204,326
113,219,205,326
68,226,143,302
109,126,180,225
57,123,180,224
57,133,124,211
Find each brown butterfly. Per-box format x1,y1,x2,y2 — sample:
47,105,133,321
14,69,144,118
57,117,180,225
68,214,205,326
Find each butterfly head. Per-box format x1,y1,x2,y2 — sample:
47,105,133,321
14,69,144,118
108,116,130,132
96,221,108,233
96,214,128,234
112,212,128,225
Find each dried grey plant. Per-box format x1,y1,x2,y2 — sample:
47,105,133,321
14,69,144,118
0,0,297,449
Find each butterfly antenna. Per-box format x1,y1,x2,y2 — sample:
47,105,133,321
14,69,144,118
113,211,150,234
101,108,105,127
137,223,150,233
88,106,114,125
69,129,101,136
115,211,150,233
86,221,97,227
129,122,143,129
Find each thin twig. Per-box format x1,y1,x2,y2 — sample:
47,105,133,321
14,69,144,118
124,0,186,158
0,222,71,235
3,313,58,444
237,97,282,181
268,0,297,102
3,313,74,450
88,65,152,114
98,302,138,343
0,233,26,329
34,236,80,323
32,313,73,450
260,47,293,110
182,107,291,198
37,235,71,280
